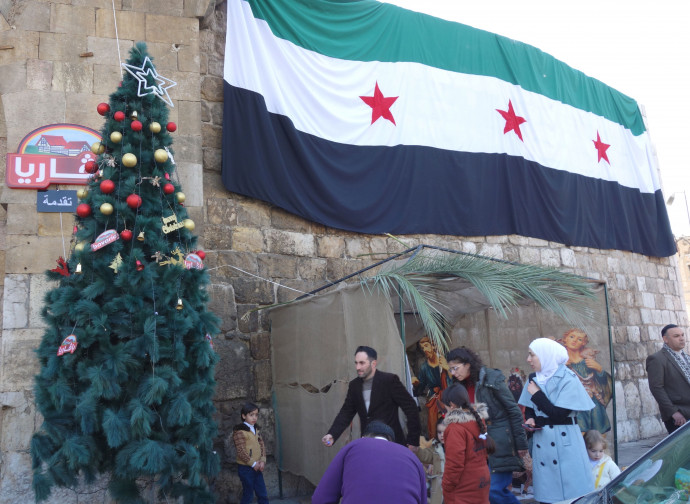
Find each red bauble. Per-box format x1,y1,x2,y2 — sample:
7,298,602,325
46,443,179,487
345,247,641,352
84,160,98,174
196,250,206,260
100,179,115,194
166,122,177,132
136,260,144,271
120,229,133,241
76,203,92,217
97,103,110,116
131,120,143,132
164,172,171,180
113,111,125,122
163,183,175,195
126,194,142,209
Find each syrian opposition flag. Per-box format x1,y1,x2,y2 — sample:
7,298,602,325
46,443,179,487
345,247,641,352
222,0,675,257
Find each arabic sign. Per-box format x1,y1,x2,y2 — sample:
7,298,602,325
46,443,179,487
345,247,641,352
6,123,101,189
37,190,78,213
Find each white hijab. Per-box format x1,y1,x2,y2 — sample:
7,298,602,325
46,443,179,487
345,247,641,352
530,338,568,386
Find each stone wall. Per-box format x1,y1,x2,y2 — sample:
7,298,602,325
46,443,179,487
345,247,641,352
0,0,687,502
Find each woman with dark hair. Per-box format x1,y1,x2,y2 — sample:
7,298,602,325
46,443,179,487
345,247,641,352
446,347,528,504
441,383,494,504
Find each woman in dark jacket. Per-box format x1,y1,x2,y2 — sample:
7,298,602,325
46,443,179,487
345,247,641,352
446,347,528,504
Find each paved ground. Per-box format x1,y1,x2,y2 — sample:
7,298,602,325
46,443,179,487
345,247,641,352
268,434,670,504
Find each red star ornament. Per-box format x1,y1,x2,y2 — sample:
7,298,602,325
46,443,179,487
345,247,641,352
496,100,527,141
360,82,398,125
593,131,610,164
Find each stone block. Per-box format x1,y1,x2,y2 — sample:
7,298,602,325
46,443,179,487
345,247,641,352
4,235,66,274
51,4,96,36
297,257,327,280
237,199,270,228
201,99,222,126
527,237,549,247
0,30,39,66
540,247,560,267
177,42,200,72
213,338,252,401
0,392,38,451
478,243,503,260
92,63,123,95
639,416,665,439
145,14,198,44
73,0,123,7
13,1,51,32
29,274,57,328
266,229,315,257
0,336,40,390
52,61,93,93
205,251,258,281
461,241,477,254
86,37,133,66
201,122,221,148
258,254,297,279
140,41,179,71
170,135,202,164
207,282,237,333
3,90,67,149
270,207,311,233
0,62,26,95
202,146,221,172
184,0,214,18
206,198,237,226
254,359,272,402
175,162,203,206
232,227,264,253
26,58,53,90
250,332,270,361
237,304,259,334
65,92,110,130
200,75,223,102
146,0,184,16
345,237,372,258
626,325,640,343
177,100,202,135
232,277,273,305
0,186,36,206
6,204,37,235
623,382,641,420
560,248,576,268
202,224,232,250
3,275,29,329
94,8,144,40
37,32,89,62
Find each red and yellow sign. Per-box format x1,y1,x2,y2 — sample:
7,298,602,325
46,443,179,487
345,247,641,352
6,124,101,189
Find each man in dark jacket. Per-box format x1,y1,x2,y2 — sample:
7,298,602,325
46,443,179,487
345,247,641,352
647,324,690,434
321,346,421,450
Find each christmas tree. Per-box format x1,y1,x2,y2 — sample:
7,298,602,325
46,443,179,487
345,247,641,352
31,43,220,503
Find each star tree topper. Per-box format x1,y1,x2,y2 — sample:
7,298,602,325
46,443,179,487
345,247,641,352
122,56,177,107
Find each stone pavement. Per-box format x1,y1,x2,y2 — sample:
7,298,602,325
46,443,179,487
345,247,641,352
267,433,670,504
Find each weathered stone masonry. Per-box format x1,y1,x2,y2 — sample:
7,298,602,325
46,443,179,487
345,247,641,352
0,1,687,502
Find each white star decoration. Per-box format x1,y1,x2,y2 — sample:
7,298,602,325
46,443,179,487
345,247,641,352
122,56,177,107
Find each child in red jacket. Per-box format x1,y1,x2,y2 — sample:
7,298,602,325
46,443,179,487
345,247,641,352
441,383,495,504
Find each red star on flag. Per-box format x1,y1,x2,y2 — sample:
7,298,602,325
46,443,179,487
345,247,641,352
360,82,398,125
496,100,527,141
593,131,610,164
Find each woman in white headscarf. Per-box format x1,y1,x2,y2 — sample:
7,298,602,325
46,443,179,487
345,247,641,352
518,338,595,503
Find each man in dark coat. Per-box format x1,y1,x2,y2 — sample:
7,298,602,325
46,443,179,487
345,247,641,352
322,346,421,449
646,324,690,434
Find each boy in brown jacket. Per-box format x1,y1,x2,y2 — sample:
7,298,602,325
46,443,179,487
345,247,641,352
232,402,268,503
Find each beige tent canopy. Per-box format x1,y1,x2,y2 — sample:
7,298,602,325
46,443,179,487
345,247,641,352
268,245,612,486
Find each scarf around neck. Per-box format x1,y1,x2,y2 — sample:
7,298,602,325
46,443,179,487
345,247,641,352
530,338,569,386
663,343,690,386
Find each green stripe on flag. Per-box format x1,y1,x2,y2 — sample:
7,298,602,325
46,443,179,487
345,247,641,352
243,0,646,136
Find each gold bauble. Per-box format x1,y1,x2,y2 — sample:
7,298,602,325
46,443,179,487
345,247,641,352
149,122,161,133
91,142,105,154
183,219,195,231
75,242,85,252
122,153,137,168
100,202,114,215
110,131,123,143
176,192,186,203
154,149,169,163
76,187,89,199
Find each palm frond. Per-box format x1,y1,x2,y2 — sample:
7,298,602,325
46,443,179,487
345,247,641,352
363,251,599,352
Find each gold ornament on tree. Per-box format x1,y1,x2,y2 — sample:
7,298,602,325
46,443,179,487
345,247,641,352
100,203,114,215
122,153,137,168
91,142,105,155
149,122,161,133
109,253,123,273
110,131,123,143
77,188,88,199
176,192,185,203
154,149,169,163
183,219,195,231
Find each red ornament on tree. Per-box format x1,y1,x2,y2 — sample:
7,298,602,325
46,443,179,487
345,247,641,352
100,179,115,194
120,229,133,241
164,172,171,180
84,160,98,174
163,183,175,195
131,120,143,132
196,250,206,260
166,122,177,132
97,103,110,116
136,260,145,271
76,203,92,217
114,111,125,122
126,194,142,209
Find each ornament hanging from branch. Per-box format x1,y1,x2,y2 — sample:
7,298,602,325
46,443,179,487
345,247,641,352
184,253,203,270
92,229,119,251
109,253,123,273
121,56,177,107
205,333,214,350
161,213,185,234
57,334,78,356
51,257,70,276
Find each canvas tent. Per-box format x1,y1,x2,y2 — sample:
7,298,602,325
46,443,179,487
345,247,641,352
269,247,613,486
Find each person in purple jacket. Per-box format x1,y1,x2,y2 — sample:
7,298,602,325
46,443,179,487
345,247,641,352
312,421,428,504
